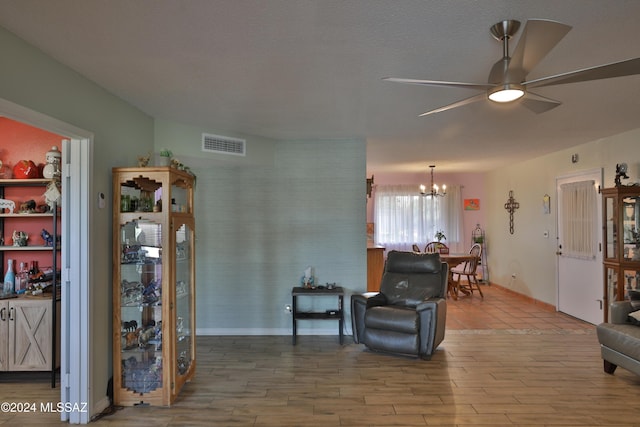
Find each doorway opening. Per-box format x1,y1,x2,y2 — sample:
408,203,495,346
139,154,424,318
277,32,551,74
0,97,92,424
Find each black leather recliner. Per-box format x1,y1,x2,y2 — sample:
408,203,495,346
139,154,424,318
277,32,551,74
351,250,448,360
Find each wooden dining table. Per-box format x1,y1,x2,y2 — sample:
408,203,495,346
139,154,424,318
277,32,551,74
439,253,478,300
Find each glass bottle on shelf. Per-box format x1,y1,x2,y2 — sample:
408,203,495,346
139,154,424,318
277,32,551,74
14,261,27,293
3,259,15,294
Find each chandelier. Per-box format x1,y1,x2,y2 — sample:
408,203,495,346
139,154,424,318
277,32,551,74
420,165,446,197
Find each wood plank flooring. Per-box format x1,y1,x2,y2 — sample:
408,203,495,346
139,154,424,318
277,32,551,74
2,285,639,426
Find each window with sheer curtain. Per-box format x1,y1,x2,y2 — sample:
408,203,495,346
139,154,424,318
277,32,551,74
374,185,464,253
560,180,597,259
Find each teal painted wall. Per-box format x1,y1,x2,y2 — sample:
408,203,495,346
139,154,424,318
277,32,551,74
154,119,367,334
0,26,154,417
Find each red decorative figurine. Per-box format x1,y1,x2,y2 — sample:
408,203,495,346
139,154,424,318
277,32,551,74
12,160,39,179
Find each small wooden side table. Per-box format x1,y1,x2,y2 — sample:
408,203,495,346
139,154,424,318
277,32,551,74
291,286,344,345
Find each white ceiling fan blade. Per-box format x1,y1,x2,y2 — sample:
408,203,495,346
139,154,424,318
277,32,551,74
524,57,640,88
419,93,486,117
509,19,572,77
383,77,494,90
520,91,562,114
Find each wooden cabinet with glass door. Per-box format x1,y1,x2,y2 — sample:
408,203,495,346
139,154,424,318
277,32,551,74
602,185,640,321
112,167,196,406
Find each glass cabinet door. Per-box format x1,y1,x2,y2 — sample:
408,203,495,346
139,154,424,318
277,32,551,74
622,195,640,261
604,195,617,260
622,269,640,299
170,178,191,214
608,265,640,309
119,219,164,394
174,221,194,379
606,266,618,319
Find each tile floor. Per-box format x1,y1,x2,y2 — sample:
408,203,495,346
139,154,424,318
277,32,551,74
445,284,594,331
2,284,638,426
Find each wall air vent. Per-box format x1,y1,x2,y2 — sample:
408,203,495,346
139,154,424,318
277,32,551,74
202,133,246,156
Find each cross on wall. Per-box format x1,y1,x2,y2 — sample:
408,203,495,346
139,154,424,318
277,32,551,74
504,190,519,234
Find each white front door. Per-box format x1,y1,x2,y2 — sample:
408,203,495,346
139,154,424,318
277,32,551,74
556,169,603,325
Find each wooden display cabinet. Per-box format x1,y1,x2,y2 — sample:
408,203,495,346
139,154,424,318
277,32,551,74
601,185,640,321
112,167,196,406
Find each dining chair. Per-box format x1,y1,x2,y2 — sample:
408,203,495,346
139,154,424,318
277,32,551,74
451,243,483,297
424,241,448,254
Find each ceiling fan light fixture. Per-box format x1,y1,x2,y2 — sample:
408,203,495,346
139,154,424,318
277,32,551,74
488,85,525,103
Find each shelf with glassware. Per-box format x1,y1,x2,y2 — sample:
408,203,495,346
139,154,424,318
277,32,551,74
112,167,196,406
0,178,61,388
601,185,640,322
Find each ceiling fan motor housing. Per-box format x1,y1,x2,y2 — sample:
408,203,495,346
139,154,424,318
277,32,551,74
487,20,527,102
489,20,521,42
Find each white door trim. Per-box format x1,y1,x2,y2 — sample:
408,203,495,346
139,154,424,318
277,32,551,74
62,138,92,424
0,98,92,424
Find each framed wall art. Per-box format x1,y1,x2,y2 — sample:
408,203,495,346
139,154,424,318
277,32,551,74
464,198,480,210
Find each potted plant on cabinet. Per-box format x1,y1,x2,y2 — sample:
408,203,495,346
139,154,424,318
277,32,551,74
434,230,449,254
158,148,172,167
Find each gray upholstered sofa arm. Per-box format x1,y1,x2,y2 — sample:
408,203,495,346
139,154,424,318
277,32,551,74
351,293,386,343
597,300,640,376
415,298,441,312
416,298,447,355
610,301,634,324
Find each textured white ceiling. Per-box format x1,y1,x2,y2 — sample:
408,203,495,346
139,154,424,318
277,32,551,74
0,0,639,174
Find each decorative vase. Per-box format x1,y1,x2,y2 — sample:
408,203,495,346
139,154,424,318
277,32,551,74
3,259,15,294
13,160,39,179
158,156,170,167
42,146,62,179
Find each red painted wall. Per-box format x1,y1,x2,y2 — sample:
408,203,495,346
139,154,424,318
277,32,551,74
0,117,64,169
1,117,64,274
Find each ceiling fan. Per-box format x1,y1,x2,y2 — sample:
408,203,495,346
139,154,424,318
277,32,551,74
384,19,640,116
